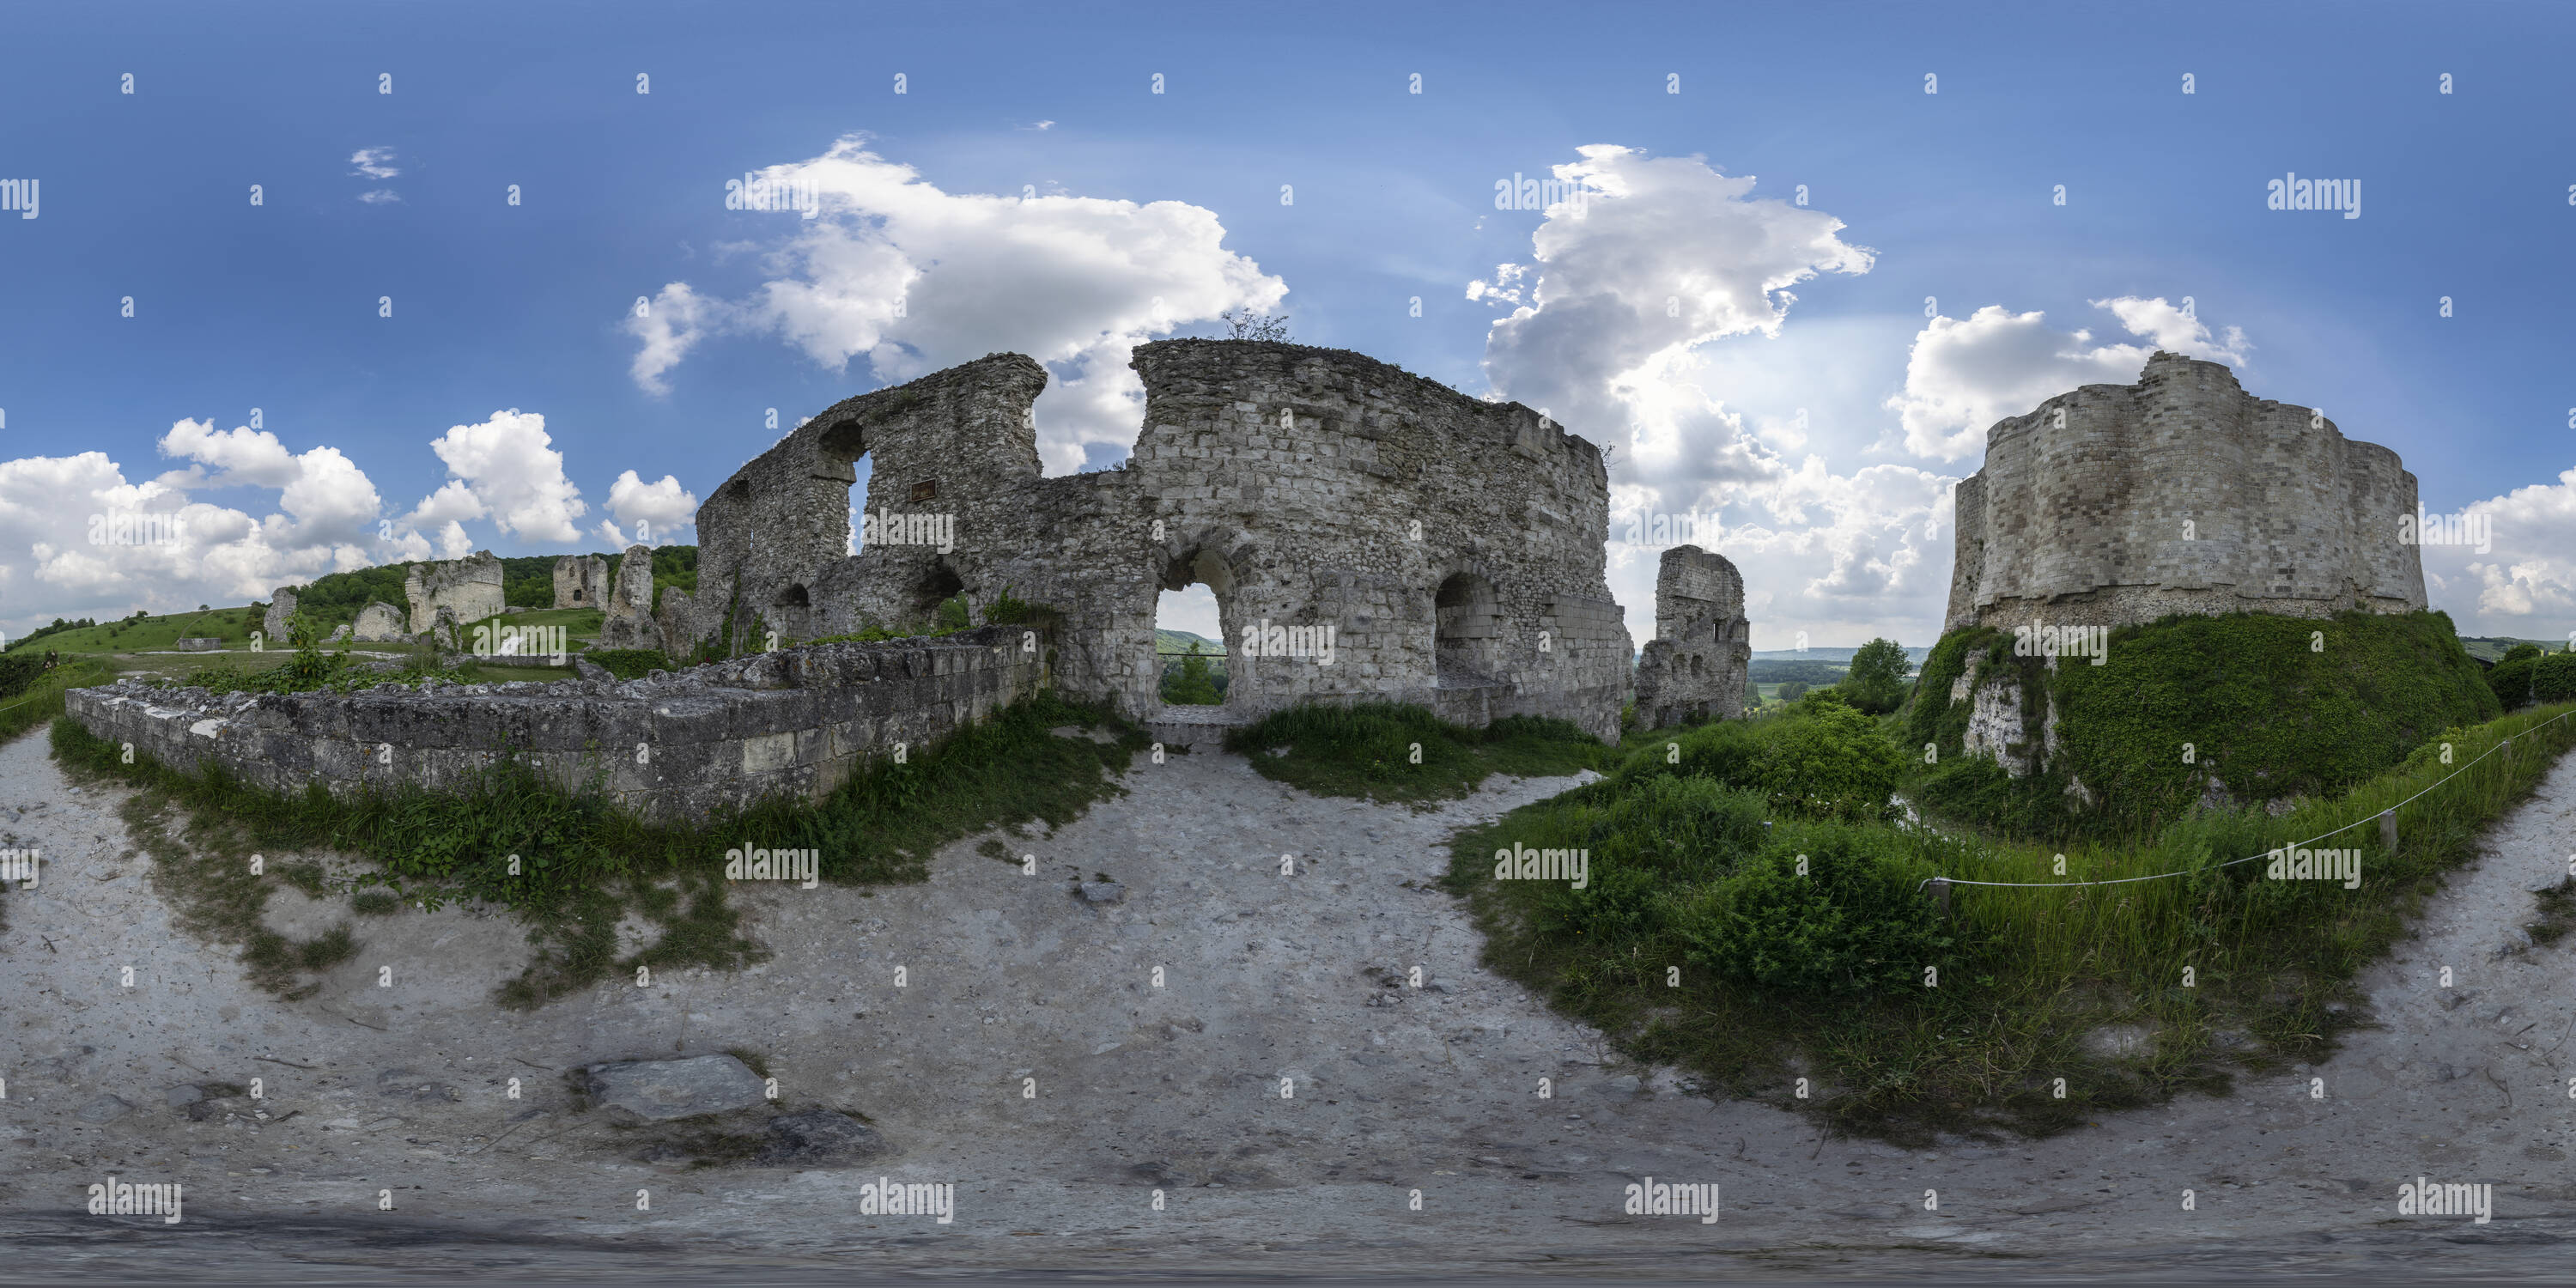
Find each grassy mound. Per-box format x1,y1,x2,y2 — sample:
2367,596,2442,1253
51,690,1146,1008
1224,702,1611,803
1452,694,2576,1142
1908,611,2498,841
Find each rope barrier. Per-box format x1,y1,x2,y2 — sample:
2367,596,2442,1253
1916,706,2576,893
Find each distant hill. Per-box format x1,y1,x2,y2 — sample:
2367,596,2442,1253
1155,629,1223,658
1748,646,1932,665
2460,636,2568,664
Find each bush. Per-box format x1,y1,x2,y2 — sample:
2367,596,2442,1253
1161,643,1222,705
1676,823,1950,996
2536,651,2576,705
2488,655,2537,710
0,653,44,700
1623,692,1904,823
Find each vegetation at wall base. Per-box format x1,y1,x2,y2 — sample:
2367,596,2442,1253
49,690,1145,1008
0,658,118,744
1451,690,2575,1143
1224,702,1611,804
1905,611,2499,844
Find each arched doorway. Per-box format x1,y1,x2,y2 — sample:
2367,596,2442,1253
1434,573,1504,688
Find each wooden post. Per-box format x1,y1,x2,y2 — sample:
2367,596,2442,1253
2379,809,2397,855
1929,877,1953,920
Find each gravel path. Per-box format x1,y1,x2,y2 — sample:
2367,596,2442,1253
3,725,2573,1279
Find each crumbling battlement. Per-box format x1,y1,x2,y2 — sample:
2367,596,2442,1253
1633,545,1751,728
1947,352,2426,633
66,626,1048,823
668,341,1635,741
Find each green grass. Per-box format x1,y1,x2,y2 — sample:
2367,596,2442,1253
0,659,117,744
6,607,270,655
1223,702,1612,804
1449,696,2576,1144
49,689,1148,1008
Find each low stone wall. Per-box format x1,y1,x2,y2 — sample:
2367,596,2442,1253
64,626,1051,823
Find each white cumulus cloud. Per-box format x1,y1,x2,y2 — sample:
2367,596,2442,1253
623,135,1286,472
1885,298,2251,462
598,470,697,548
402,410,586,546
2421,465,2576,643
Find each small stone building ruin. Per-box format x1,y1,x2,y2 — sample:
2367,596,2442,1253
552,555,610,608
262,586,300,643
405,550,507,635
1632,545,1751,728
659,341,1635,741
1947,351,2426,633
352,601,409,642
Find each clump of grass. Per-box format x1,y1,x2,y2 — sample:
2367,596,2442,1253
1224,702,1609,804
95,786,363,1001
350,890,401,916
1452,699,2576,1143
0,658,116,744
2528,877,2576,948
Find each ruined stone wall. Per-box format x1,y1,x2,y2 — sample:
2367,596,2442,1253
552,555,609,609
1633,545,1751,728
263,586,299,643
66,626,1047,823
1947,352,2426,633
598,544,659,648
673,341,1634,741
352,601,408,642
405,551,507,635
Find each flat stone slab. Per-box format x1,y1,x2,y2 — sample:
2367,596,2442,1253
582,1054,766,1121
753,1109,890,1167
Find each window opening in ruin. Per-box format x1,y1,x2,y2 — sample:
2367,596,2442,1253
1434,573,1505,689
911,561,965,625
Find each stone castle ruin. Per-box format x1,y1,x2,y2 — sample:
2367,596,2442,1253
406,550,507,635
1632,545,1751,728
71,341,1637,821
658,340,1636,741
1947,351,2425,634
552,554,609,608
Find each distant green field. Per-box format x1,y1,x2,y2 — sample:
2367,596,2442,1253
2461,635,2568,663
6,606,268,655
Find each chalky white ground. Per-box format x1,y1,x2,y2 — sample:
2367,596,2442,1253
3,726,2572,1278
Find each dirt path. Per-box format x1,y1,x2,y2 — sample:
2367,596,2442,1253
4,726,2573,1279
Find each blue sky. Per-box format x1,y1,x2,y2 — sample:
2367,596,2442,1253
5,0,2573,647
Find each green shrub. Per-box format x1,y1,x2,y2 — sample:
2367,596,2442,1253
2500,642,2543,663
0,653,44,700
1676,824,1950,996
1227,702,1607,802
1161,642,1222,705
2536,652,2576,705
2488,655,2537,711
1621,693,1903,823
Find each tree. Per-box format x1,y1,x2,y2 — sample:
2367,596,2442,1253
1220,309,1291,342
1844,638,1912,715
1163,641,1223,705
1777,680,1808,702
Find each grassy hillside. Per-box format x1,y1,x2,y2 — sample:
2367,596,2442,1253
1908,610,2499,841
